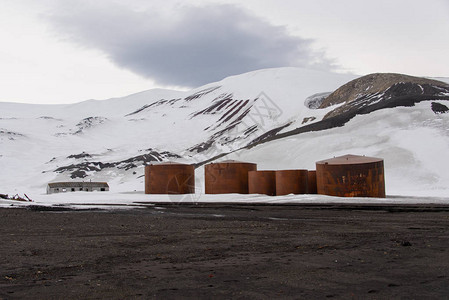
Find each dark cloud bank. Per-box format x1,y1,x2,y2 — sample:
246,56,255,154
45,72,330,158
48,3,335,87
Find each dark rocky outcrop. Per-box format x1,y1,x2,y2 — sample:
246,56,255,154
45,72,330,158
184,86,221,102
125,98,181,116
67,152,92,159
431,102,449,114
0,129,25,140
320,73,448,108
321,74,449,119
55,149,181,178
74,117,108,134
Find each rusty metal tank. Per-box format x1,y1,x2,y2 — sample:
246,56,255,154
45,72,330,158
248,171,276,196
275,170,308,196
308,170,317,194
316,154,385,198
145,162,195,194
205,160,257,194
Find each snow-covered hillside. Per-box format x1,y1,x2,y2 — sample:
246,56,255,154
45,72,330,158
1,67,448,200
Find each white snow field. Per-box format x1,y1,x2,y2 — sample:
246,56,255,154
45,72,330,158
1,67,448,209
1,191,449,210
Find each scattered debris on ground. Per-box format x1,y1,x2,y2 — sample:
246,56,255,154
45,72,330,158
0,193,33,202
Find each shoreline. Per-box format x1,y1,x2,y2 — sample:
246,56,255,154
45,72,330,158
4,201,449,213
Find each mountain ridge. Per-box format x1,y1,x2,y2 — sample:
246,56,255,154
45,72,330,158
1,67,448,197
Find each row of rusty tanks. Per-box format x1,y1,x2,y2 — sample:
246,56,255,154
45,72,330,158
144,154,385,198
205,161,316,196
247,170,312,196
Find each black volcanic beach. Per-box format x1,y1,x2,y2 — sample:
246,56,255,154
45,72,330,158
1,204,449,299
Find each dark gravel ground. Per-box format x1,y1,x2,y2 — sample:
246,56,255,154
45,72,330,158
1,203,449,299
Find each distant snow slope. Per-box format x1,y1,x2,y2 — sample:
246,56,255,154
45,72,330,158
1,67,448,200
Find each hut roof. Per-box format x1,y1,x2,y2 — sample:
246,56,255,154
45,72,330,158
47,182,109,188
316,154,383,165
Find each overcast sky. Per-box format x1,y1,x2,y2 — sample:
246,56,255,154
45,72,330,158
2,0,449,104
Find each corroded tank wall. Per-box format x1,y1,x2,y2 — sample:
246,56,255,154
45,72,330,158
275,170,308,196
145,162,195,194
316,154,386,198
205,160,257,194
308,170,317,194
248,171,276,196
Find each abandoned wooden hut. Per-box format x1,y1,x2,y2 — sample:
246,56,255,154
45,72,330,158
145,162,195,194
205,160,257,194
315,154,386,198
47,182,109,194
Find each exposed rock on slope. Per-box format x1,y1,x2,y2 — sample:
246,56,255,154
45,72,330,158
320,73,448,107
431,102,449,114
320,73,449,119
55,149,181,178
0,129,25,141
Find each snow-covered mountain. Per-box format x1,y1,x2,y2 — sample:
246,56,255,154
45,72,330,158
1,67,448,198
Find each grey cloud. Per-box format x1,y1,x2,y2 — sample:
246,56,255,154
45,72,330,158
48,3,336,87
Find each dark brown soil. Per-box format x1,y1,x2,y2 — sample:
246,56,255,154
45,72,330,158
1,204,449,299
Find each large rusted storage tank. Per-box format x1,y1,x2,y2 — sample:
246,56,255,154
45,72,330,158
145,162,195,194
275,170,308,196
248,171,276,196
316,154,386,198
308,170,317,194
205,160,257,194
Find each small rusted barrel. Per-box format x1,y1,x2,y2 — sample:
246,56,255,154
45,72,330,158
308,170,317,194
275,170,308,196
205,160,257,194
316,154,386,198
248,170,276,196
145,162,195,194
